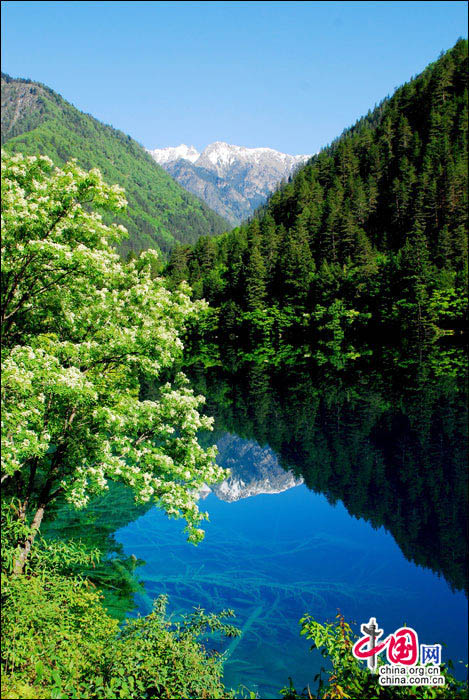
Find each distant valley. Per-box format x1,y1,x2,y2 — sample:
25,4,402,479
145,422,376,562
149,141,311,225
1,73,312,255
1,74,229,257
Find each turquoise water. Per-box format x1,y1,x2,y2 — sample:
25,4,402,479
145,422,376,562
115,440,468,698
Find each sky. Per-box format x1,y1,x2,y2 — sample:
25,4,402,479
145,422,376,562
1,1,468,155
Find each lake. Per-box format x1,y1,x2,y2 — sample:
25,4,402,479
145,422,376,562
114,345,468,697
44,342,468,698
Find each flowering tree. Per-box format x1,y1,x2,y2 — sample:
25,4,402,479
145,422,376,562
1,152,226,574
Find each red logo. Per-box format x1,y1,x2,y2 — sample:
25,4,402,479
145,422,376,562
352,618,419,672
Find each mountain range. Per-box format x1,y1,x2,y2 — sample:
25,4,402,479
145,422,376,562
149,141,311,225
166,39,468,341
1,74,312,252
1,74,229,257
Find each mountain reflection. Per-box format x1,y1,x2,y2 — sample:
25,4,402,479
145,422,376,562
202,433,303,502
188,341,468,595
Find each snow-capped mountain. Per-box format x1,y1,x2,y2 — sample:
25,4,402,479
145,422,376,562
148,141,311,225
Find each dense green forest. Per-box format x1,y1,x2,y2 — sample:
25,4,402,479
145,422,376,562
2,38,468,700
167,40,468,343
1,73,229,256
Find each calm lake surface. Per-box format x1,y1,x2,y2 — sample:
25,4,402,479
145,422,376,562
113,349,468,698
116,462,467,697
43,344,467,698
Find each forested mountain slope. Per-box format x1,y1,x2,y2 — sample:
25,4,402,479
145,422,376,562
168,40,468,340
1,74,229,256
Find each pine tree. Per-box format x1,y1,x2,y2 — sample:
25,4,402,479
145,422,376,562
167,245,191,285
260,213,279,278
245,243,267,312
277,219,314,306
167,40,468,337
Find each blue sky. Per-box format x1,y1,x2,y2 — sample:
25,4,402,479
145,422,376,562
1,1,467,154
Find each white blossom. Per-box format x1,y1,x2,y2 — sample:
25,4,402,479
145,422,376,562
1,151,226,542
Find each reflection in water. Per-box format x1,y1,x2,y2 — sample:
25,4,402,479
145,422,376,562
189,343,468,595
117,483,467,697
42,483,151,619
44,341,468,696
203,434,303,502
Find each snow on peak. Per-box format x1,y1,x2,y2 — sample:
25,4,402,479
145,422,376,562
147,140,313,225
148,141,311,171
203,142,240,166
199,141,311,171
149,143,200,165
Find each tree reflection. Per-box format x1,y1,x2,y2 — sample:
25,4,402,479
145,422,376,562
189,340,468,595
